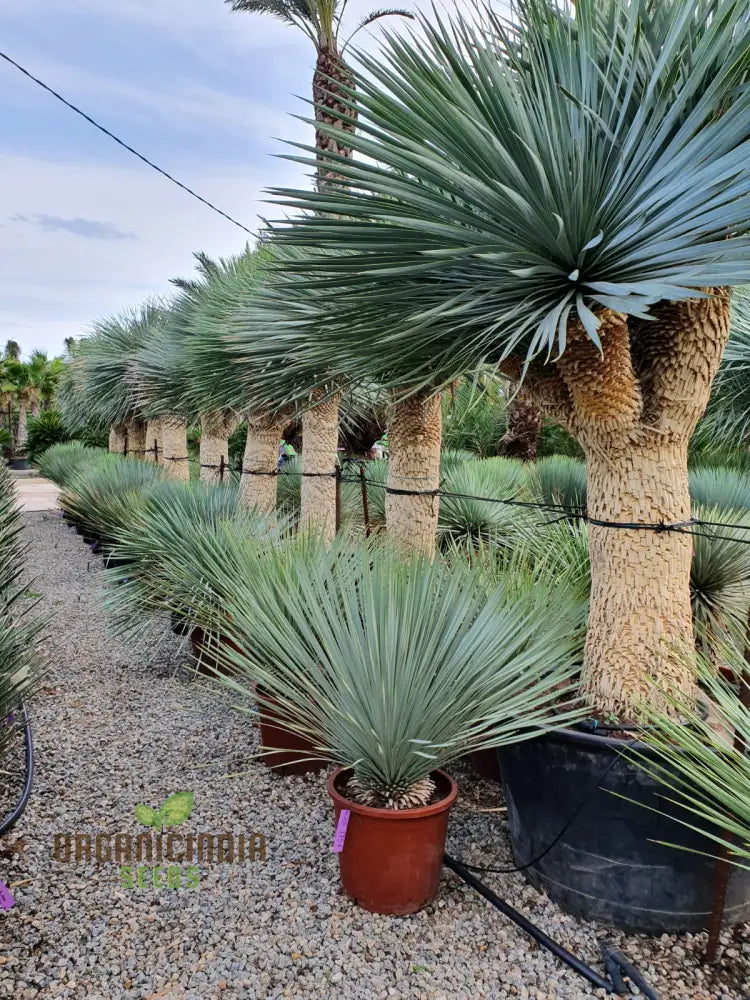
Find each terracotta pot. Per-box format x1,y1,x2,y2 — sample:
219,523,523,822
327,767,458,915
189,626,240,676
256,686,324,777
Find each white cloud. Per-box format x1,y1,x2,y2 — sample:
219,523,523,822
0,152,302,358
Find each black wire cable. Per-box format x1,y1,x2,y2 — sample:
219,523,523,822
0,50,255,237
453,743,634,877
0,704,34,838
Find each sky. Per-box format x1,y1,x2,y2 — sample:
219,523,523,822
0,0,465,360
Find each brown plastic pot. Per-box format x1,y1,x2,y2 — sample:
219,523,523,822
327,767,458,915
190,626,242,677
256,687,324,777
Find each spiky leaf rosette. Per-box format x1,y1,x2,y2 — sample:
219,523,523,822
630,652,750,869
256,0,750,395
0,462,43,764
102,478,281,641
703,290,750,446
35,442,104,488
191,536,586,807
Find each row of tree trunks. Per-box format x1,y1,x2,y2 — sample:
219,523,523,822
108,424,127,455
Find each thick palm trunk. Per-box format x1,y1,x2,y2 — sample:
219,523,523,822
499,392,542,461
145,419,162,463
30,401,40,419
16,400,28,450
301,393,340,542
239,414,286,514
108,424,127,455
386,391,442,558
514,294,731,717
200,412,235,485
126,419,147,458
160,416,189,481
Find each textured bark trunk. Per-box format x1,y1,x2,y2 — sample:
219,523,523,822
144,419,162,463
386,391,442,558
16,401,28,449
583,439,694,711
499,392,542,461
30,401,40,418
239,414,286,514
108,424,127,455
511,294,731,717
200,412,235,485
160,416,189,482
314,46,356,191
126,419,147,458
301,393,340,542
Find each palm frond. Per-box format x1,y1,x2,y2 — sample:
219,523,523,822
258,0,750,391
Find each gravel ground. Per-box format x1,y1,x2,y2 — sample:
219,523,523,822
0,510,748,1000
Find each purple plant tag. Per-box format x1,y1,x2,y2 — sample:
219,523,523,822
0,881,16,910
331,809,351,853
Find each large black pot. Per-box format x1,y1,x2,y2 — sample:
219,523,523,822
499,726,750,933
7,457,30,470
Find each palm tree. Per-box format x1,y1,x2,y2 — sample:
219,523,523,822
4,360,33,451
226,0,411,540
260,0,750,717
65,306,157,459
4,340,20,361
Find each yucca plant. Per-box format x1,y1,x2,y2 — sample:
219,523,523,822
103,478,277,640
690,506,750,651
439,456,525,548
0,462,43,765
631,653,750,868
263,0,750,717
689,466,750,510
35,441,103,487
199,538,586,807
58,454,165,544
525,456,587,513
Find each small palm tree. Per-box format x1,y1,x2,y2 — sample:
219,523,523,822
262,0,750,716
226,0,411,539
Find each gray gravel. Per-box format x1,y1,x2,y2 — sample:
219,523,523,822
1,510,748,1000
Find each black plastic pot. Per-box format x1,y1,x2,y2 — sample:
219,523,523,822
499,727,750,933
170,608,194,637
7,457,30,470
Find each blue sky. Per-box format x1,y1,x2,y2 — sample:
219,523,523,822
0,0,444,358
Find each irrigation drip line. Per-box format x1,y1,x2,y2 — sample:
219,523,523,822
0,704,34,839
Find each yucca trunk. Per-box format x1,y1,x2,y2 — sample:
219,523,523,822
200,412,235,485
239,414,286,514
144,419,162,463
108,424,127,455
386,391,442,558
160,416,189,481
515,293,731,717
16,399,28,450
126,419,147,458
500,392,542,461
30,400,40,419
301,392,340,542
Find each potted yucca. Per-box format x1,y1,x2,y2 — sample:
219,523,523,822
204,539,585,914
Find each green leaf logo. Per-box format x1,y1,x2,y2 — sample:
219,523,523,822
135,804,160,827
158,791,195,827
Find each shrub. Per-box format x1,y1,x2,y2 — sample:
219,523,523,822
26,411,72,462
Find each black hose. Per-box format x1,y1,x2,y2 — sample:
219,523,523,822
444,853,617,993
0,704,34,838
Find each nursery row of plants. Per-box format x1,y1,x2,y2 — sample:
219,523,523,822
35,440,750,929
20,0,750,966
